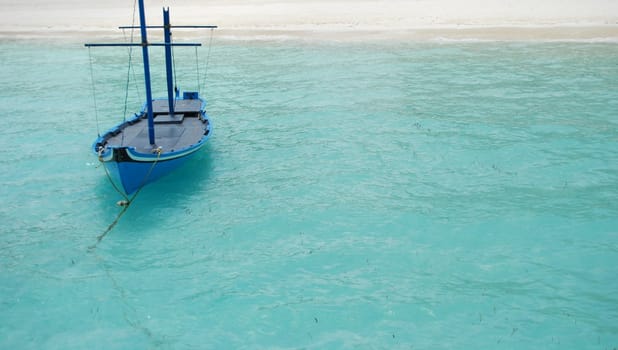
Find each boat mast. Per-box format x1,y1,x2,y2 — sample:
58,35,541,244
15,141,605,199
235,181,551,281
137,0,156,146
163,7,175,117
85,4,218,147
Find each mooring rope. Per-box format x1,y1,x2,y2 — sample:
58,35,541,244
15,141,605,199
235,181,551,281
88,150,164,345
92,250,157,341
89,147,162,250
87,0,163,345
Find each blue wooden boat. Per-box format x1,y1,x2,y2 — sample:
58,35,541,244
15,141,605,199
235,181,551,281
86,1,216,195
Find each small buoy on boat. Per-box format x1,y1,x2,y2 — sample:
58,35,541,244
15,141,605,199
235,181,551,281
117,200,130,207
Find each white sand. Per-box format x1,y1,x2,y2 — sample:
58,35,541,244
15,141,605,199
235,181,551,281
2,0,617,41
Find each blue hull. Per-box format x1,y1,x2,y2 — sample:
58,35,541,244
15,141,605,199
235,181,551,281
103,146,203,195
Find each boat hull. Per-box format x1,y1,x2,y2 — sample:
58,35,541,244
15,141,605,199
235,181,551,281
101,144,206,195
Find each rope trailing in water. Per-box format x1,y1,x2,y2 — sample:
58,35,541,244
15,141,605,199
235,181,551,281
87,1,162,344
91,250,157,341
89,147,163,250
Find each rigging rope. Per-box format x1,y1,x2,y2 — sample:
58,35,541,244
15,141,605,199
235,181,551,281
200,29,215,93
121,50,134,143
122,4,142,95
195,46,200,93
120,0,139,145
172,39,178,91
122,27,143,105
87,47,101,137
170,28,178,111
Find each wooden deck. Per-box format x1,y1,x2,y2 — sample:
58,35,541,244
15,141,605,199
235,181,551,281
104,99,207,154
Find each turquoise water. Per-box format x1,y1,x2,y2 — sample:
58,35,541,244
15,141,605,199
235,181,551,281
1,38,617,349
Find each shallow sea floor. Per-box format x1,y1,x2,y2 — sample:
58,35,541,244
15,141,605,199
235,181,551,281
1,39,617,349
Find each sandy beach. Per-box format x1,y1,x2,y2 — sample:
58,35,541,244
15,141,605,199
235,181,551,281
1,0,617,41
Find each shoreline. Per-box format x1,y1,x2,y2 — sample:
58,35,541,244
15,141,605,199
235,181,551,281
1,0,617,43
2,25,617,43
218,25,618,43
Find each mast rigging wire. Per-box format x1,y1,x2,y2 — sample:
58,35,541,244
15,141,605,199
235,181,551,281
120,0,139,145
87,47,101,137
200,29,215,93
169,26,178,111
195,46,200,93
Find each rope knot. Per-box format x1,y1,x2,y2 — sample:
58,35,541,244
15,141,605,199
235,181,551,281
97,146,106,161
